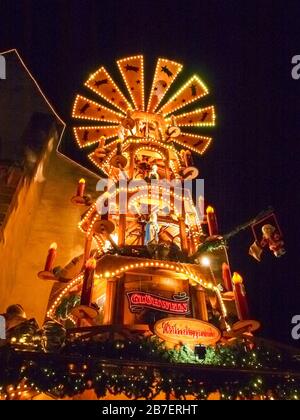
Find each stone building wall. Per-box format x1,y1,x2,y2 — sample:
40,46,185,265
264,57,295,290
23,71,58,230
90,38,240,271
0,135,98,325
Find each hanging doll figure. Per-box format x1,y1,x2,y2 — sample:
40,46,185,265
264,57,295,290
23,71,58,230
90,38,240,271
249,213,286,262
260,224,286,258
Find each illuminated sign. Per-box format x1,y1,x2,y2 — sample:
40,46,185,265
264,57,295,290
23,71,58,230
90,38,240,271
126,291,190,315
154,317,221,346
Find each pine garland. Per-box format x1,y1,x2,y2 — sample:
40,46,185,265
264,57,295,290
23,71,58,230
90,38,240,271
0,336,299,400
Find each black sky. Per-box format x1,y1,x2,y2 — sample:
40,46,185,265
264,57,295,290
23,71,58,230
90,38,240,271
0,0,300,346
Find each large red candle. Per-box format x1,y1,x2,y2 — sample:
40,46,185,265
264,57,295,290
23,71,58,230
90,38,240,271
206,206,218,236
76,178,86,198
81,258,96,306
44,243,57,272
232,272,250,320
222,262,233,292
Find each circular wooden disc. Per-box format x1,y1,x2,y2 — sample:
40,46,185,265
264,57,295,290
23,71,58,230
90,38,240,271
71,196,87,205
71,305,98,319
232,320,261,333
182,166,199,180
111,155,128,169
38,271,56,281
93,219,115,235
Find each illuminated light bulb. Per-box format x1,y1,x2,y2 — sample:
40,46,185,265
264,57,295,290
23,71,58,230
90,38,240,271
201,256,210,267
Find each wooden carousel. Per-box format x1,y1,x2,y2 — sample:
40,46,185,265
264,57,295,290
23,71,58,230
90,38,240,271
41,55,259,347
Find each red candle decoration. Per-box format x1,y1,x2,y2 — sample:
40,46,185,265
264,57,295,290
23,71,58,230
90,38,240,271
206,206,218,236
222,262,233,292
232,272,250,320
76,178,86,198
81,258,96,306
44,242,57,272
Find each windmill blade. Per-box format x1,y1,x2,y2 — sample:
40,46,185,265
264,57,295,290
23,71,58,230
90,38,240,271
71,56,216,175
73,126,119,148
85,66,132,112
117,55,145,111
158,75,209,116
174,133,212,155
147,58,183,112
171,106,216,127
72,95,124,123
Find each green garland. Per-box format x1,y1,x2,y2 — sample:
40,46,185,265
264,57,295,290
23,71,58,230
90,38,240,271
62,335,293,371
55,295,80,320
0,352,299,400
0,336,299,400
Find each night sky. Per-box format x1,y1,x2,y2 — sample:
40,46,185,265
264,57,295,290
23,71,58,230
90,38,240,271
1,0,300,346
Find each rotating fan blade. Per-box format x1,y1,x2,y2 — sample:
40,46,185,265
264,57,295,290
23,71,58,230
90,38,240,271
73,126,119,148
85,66,132,112
147,58,183,112
171,106,216,127
117,55,145,111
158,75,209,116
174,133,212,155
72,95,124,123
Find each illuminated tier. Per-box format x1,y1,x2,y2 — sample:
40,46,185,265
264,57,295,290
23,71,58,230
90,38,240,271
72,55,215,177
